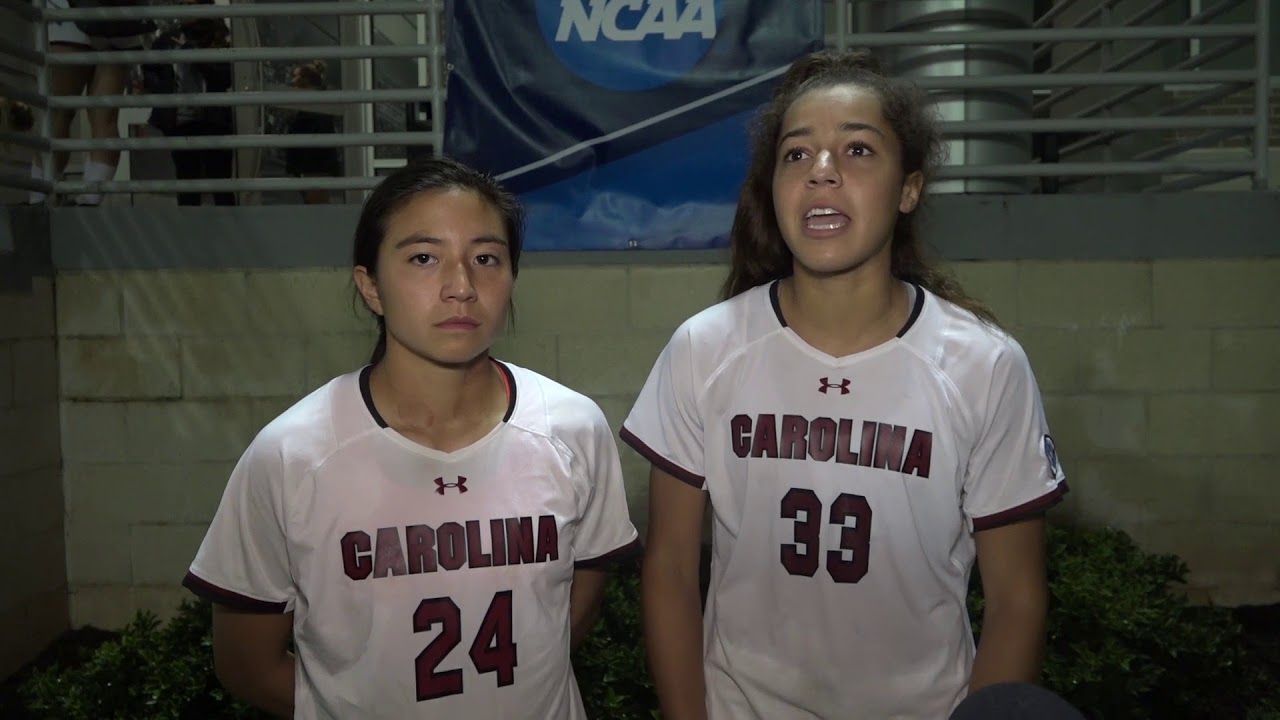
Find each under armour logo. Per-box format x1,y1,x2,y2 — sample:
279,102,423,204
434,476,468,495
819,377,851,395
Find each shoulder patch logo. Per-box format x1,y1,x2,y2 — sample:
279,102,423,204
1042,435,1062,481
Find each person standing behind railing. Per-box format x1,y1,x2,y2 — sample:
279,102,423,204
283,60,340,205
30,0,155,206
141,6,235,206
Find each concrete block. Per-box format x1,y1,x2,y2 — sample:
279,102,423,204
1063,457,1212,528
628,266,726,330
64,462,233,527
1017,261,1151,328
1041,394,1146,457
0,342,12,408
126,400,267,463
181,338,307,399
60,401,130,464
60,337,180,400
1149,394,1280,455
22,527,69,598
1133,522,1280,606
56,272,123,337
120,270,253,336
491,333,557,379
12,338,59,407
304,334,375,389
65,519,132,585
557,332,670,396
69,585,135,629
0,467,64,536
0,404,60,476
511,267,629,333
243,270,370,335
1154,259,1280,328
1212,329,1280,390
0,277,54,340
591,394,637,434
946,261,1019,328
1017,328,1211,393
131,524,207,586
25,589,70,656
1208,457,1280,525
133,585,191,623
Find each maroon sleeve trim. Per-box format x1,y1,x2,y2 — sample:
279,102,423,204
619,426,705,490
182,571,289,613
972,481,1070,532
575,537,643,569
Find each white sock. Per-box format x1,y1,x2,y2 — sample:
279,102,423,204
75,159,116,206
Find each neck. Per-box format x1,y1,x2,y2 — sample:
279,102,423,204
781,260,908,357
368,345,505,449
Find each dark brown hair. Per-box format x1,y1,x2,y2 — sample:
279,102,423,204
721,49,998,326
353,156,526,365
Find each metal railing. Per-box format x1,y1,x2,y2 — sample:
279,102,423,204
0,0,1272,203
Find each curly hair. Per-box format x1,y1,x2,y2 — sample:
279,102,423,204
722,49,998,326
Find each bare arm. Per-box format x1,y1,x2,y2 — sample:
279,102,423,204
969,516,1049,693
212,604,296,719
570,567,608,650
641,466,709,720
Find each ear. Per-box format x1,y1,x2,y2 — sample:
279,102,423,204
899,170,924,214
353,266,383,317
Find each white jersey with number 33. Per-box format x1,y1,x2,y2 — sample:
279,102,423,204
185,361,640,720
621,281,1067,720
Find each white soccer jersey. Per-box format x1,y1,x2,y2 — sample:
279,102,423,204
185,361,640,720
622,281,1067,720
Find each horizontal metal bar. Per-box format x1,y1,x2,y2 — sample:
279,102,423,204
0,0,41,22
49,160,1262,194
0,130,49,151
1060,81,1249,156
1144,172,1249,192
0,53,38,80
47,44,443,66
842,23,1254,47
1033,0,1086,28
0,37,44,68
1037,0,1242,111
56,176,383,194
914,69,1253,90
1131,127,1250,161
1032,0,1126,62
49,87,441,109
42,0,442,21
53,130,441,152
0,78,48,109
0,167,52,193
1042,0,1178,72
1040,36,1250,115
941,115,1254,134
932,159,1255,179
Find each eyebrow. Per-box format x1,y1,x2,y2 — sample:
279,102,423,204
778,121,886,145
393,233,509,249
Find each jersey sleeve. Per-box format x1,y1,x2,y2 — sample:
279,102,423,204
619,324,706,489
182,436,295,612
962,340,1069,532
572,403,641,568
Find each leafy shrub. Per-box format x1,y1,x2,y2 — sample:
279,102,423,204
19,600,268,720
17,524,1278,719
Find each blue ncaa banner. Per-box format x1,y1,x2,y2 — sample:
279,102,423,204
442,0,824,251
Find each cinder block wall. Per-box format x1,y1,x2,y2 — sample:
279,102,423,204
54,259,1280,629
0,278,68,678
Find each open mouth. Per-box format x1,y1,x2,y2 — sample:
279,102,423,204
804,206,850,232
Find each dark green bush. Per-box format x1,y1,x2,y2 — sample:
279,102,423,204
17,523,1278,719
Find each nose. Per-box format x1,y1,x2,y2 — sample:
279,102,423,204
440,259,478,303
806,149,841,187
